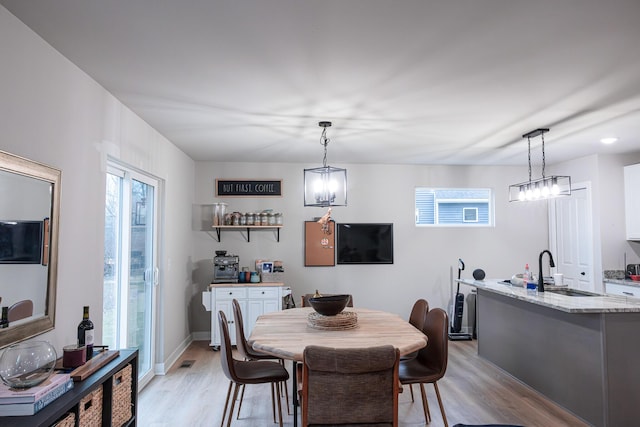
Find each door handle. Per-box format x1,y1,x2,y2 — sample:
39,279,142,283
580,272,586,276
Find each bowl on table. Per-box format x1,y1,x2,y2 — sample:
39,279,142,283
308,295,350,316
630,275,640,282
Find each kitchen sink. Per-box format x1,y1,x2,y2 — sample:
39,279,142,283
546,288,599,297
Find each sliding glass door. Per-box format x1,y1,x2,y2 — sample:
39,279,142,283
104,163,158,386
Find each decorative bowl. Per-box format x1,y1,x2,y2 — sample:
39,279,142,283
308,295,350,316
0,341,57,389
630,275,640,282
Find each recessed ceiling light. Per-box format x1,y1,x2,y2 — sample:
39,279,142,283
600,137,618,144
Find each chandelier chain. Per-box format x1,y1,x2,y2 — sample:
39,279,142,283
320,127,329,167
541,131,546,178
527,136,532,183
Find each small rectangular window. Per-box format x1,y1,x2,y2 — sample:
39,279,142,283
415,188,494,227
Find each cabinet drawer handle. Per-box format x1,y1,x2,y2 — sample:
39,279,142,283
229,292,233,295
623,291,634,296
262,291,265,294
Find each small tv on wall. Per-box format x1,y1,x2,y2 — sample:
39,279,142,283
336,223,394,265
0,220,43,264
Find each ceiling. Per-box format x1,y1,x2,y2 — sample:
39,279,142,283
2,0,640,166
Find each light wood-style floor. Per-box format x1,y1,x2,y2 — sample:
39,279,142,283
138,340,590,427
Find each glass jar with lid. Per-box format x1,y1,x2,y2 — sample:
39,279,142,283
267,212,276,226
246,212,255,225
260,212,269,226
275,213,283,225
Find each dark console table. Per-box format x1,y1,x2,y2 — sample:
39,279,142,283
0,349,138,427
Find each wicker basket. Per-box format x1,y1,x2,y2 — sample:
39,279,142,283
78,384,103,426
111,364,133,427
52,412,76,427
260,271,284,283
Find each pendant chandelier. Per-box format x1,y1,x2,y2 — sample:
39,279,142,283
304,121,347,207
508,128,571,202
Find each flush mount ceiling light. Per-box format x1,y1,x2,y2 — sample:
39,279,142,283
600,137,618,144
304,121,347,207
508,128,571,202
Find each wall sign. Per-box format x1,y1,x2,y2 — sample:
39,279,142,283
215,179,282,197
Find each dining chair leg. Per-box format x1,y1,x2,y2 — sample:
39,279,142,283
220,381,234,427
226,382,241,427
409,384,414,402
433,382,448,427
276,381,284,427
271,382,276,423
236,384,246,419
419,383,431,423
279,360,290,414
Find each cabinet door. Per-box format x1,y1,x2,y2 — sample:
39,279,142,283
214,299,246,346
246,298,281,337
624,164,640,240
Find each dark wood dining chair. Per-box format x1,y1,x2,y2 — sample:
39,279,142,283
301,345,400,426
399,307,449,427
231,299,289,417
404,298,430,403
7,299,33,322
217,310,289,427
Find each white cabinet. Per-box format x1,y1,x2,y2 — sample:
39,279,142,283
202,283,290,349
624,164,640,240
605,282,640,299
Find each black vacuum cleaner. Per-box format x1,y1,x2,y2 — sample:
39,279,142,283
449,258,473,341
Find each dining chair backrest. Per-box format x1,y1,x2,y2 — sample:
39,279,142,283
231,299,251,359
7,299,33,322
417,308,448,379
408,299,429,331
302,345,399,426
218,310,238,382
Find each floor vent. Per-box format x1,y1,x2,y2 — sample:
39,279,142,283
179,359,195,368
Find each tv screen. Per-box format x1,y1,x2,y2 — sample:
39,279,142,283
0,220,43,264
336,223,394,264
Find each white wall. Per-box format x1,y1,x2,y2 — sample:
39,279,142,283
551,152,640,276
192,161,552,333
0,7,195,369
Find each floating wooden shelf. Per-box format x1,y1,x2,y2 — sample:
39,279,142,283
211,225,282,242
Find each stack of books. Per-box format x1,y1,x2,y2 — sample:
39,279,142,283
0,373,73,416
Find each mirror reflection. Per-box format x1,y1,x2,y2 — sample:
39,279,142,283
0,151,60,348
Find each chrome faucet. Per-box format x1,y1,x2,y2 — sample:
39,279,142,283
538,250,555,292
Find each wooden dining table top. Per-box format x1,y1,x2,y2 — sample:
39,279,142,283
248,307,428,362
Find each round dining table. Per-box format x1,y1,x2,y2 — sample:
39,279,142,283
248,307,427,426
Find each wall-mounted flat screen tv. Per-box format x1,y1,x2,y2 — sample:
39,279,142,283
336,223,394,264
0,220,43,264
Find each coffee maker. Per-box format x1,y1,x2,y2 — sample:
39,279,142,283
213,251,240,283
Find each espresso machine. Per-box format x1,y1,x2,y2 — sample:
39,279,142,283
213,251,240,283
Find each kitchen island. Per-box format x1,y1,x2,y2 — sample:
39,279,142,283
458,279,640,427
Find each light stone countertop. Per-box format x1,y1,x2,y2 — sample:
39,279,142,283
603,278,640,287
457,278,640,313
208,282,287,288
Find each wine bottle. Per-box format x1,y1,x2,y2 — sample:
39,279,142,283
77,306,95,360
0,307,8,328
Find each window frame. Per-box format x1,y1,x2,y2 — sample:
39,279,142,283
415,187,495,227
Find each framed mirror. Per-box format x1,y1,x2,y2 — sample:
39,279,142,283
0,150,60,348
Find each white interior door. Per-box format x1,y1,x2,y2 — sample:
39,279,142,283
550,184,594,291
